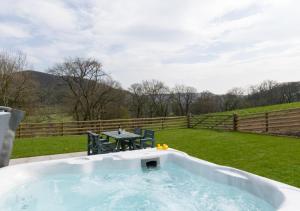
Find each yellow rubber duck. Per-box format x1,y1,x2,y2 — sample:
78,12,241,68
162,144,169,150
156,144,163,150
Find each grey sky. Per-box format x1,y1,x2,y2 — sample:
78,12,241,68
0,0,300,93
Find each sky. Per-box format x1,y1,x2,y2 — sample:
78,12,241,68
0,0,300,94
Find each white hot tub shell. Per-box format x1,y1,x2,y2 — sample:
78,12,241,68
0,149,299,210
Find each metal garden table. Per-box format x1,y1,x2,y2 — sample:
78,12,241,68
101,131,141,151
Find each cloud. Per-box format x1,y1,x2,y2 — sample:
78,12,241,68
0,22,29,38
0,0,300,93
162,42,252,64
213,4,263,22
124,25,187,43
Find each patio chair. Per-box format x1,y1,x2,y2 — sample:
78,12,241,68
133,127,143,136
136,129,155,149
87,131,116,155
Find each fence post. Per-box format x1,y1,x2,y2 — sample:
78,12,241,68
233,114,238,131
187,113,191,128
17,125,21,138
265,112,269,133
161,117,164,130
60,122,64,136
76,121,81,135
98,120,101,134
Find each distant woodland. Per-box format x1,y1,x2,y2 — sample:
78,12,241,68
1,50,300,122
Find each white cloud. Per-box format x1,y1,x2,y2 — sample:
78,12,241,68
0,0,300,93
0,23,29,38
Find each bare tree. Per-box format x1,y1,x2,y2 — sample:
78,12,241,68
92,79,124,119
191,91,222,114
172,85,197,115
278,82,300,103
0,50,36,110
223,87,245,111
49,57,120,120
128,83,147,118
142,80,170,117
247,80,279,106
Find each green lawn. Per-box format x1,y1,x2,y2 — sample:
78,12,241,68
12,135,86,158
214,101,300,115
12,129,300,188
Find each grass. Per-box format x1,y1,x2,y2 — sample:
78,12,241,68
24,113,73,123
22,102,300,123
12,128,300,188
12,135,86,158
214,101,300,116
23,106,74,123
157,129,300,188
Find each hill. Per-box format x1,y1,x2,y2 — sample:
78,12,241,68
18,71,300,122
21,70,129,122
23,70,64,87
214,102,300,116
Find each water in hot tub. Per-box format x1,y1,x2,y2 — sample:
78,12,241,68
0,163,275,211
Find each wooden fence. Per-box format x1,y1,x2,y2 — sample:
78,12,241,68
16,116,187,138
237,108,300,136
189,107,300,137
189,114,234,130
16,107,300,138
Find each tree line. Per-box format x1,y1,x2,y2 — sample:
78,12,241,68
1,50,299,122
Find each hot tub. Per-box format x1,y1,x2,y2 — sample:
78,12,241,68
0,111,11,154
0,149,299,210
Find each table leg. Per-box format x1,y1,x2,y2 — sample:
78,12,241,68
116,139,121,151
131,139,136,150
119,139,128,151
120,140,125,151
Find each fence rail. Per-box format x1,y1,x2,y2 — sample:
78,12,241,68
17,116,187,138
16,107,300,138
189,107,300,137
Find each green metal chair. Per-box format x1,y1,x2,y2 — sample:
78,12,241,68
136,129,155,149
87,131,116,155
134,127,143,136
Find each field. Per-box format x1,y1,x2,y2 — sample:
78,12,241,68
12,128,300,188
24,106,73,123
216,101,300,115
23,102,300,123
